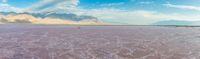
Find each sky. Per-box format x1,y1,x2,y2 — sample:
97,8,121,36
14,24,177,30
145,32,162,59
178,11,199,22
1,0,200,25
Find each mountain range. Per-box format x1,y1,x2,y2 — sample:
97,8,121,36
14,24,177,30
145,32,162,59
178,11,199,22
152,20,200,26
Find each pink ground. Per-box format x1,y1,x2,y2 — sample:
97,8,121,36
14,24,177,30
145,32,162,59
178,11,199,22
0,25,200,59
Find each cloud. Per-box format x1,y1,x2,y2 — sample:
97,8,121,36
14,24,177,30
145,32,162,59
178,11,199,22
138,1,154,4
2,0,7,3
0,3,22,12
163,3,200,11
74,9,200,25
100,2,125,7
0,0,23,12
26,0,79,13
0,13,105,25
1,0,199,25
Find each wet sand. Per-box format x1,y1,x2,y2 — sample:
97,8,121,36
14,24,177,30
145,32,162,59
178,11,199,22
0,25,200,59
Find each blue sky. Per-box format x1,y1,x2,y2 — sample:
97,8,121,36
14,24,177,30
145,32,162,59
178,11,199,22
1,0,200,25
7,0,39,8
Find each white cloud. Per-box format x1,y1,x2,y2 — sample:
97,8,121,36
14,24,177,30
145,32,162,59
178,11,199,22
138,1,154,4
100,2,125,7
163,3,200,11
2,0,7,3
2,0,199,25
0,3,22,12
0,0,23,12
74,9,200,25
26,0,79,13
70,0,79,6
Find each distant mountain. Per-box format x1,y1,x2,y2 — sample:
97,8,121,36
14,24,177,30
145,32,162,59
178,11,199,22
0,12,107,25
152,20,194,25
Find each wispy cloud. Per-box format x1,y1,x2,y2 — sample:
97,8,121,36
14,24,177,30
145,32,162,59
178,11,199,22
163,3,200,11
100,2,125,7
26,0,79,13
0,0,23,12
0,3,22,12
75,9,200,25
138,1,154,4
1,0,200,25
2,0,7,3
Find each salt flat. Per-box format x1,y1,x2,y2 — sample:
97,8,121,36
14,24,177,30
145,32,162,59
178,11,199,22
0,25,200,59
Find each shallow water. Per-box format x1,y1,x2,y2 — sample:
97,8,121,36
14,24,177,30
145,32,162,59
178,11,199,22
0,25,200,59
